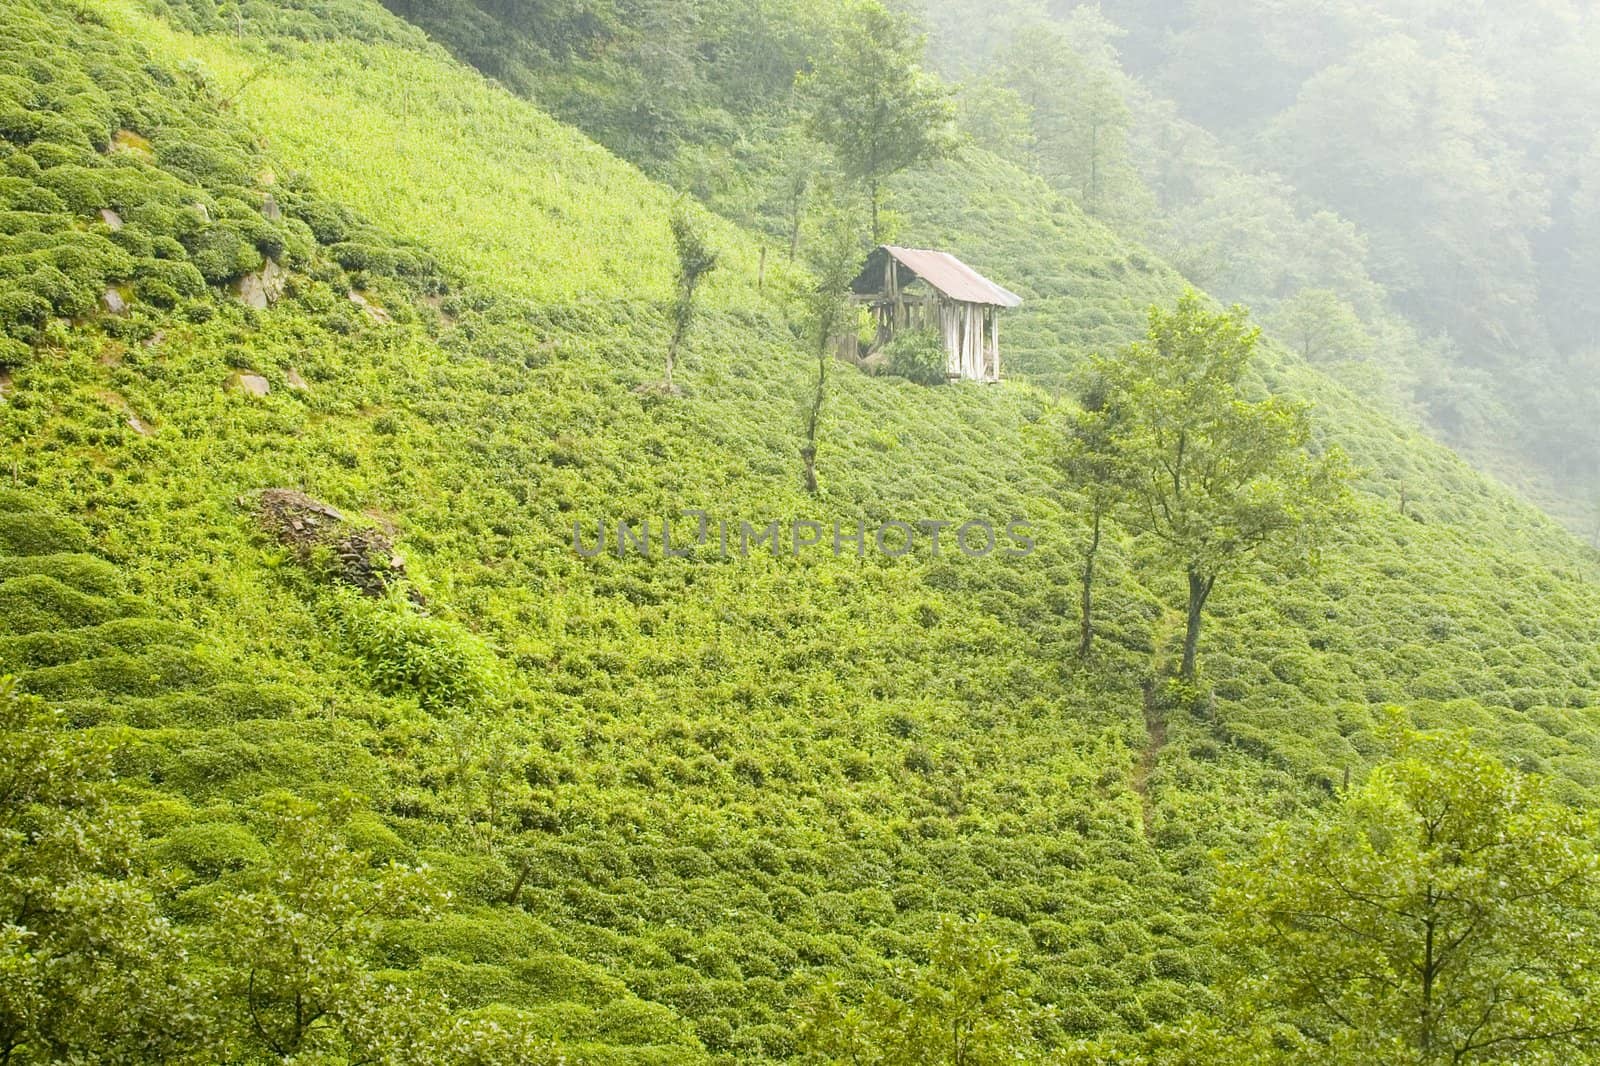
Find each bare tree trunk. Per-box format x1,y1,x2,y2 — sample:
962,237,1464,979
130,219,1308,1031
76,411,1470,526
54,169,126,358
1078,508,1101,658
505,860,531,907
802,346,826,494
1181,568,1215,681
788,188,804,260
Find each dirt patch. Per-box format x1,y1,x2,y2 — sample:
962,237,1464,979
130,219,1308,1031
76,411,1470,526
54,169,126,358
248,488,412,598
108,129,154,159
421,293,456,326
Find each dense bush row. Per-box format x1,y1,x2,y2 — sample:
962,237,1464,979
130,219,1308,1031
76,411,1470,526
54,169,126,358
0,0,443,363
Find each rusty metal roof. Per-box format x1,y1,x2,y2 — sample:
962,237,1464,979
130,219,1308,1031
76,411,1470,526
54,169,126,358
876,245,1022,307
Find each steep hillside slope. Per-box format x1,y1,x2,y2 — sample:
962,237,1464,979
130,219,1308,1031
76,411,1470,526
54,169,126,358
3,0,1600,1061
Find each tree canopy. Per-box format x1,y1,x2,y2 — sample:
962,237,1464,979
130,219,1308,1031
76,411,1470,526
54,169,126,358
1214,722,1600,1064
797,1,955,242
1090,291,1352,679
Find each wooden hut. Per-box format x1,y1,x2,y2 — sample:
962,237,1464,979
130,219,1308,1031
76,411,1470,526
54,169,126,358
844,245,1022,383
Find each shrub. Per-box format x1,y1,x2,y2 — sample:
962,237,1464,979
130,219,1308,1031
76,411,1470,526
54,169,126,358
20,264,94,317
0,510,93,555
0,108,45,144
36,164,103,213
0,290,51,339
0,335,29,368
332,588,502,711
157,821,267,878
187,224,258,283
21,647,221,699
0,551,120,594
884,327,947,385
0,180,65,213
0,630,92,668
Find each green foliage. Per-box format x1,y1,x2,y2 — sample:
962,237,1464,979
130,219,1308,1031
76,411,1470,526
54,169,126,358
0,676,217,1064
207,792,446,1060
1091,290,1355,678
883,327,945,386
798,1,955,241
0,511,92,556
920,0,1600,528
2,1,1600,1063
795,196,867,493
1043,376,1130,658
798,916,1037,1065
1212,724,1600,1064
665,208,718,388
1270,288,1370,364
331,587,503,712
993,16,1140,222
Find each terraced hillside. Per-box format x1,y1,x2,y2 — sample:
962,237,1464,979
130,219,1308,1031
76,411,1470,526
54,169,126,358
3,0,1600,1062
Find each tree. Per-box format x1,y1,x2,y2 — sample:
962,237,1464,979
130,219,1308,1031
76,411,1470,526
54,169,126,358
797,198,865,495
798,915,1035,1065
1046,376,1127,659
997,19,1139,221
798,1,954,243
209,793,444,1061
1214,723,1600,1064
664,207,718,390
0,676,215,1065
955,78,1033,161
1272,287,1370,362
764,127,827,261
1094,290,1351,680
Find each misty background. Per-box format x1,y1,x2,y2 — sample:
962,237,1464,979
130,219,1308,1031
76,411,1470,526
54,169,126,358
385,0,1600,534
919,0,1600,535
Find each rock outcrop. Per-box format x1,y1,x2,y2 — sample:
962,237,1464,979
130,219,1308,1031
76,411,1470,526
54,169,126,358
248,489,412,598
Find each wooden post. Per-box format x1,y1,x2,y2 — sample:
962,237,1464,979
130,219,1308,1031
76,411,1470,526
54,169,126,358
757,246,766,293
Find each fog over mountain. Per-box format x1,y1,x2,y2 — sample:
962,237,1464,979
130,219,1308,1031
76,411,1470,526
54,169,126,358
917,0,1600,535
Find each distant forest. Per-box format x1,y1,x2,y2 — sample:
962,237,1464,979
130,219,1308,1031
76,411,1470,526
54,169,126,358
918,0,1600,532
381,0,1600,532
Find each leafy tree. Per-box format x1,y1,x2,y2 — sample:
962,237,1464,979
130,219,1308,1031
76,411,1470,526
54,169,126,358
1272,287,1369,363
209,793,444,1061
997,18,1138,221
665,207,718,390
797,199,866,494
0,676,215,1065
955,78,1033,161
1214,723,1600,1064
1047,377,1127,659
1094,291,1352,680
764,127,828,261
798,1,954,242
798,915,1035,1064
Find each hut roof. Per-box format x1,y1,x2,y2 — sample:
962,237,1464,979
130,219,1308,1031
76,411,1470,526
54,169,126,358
853,245,1022,308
